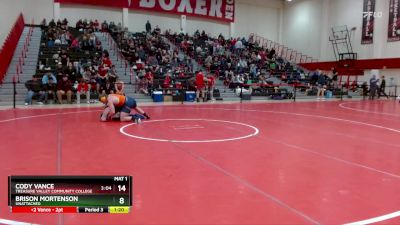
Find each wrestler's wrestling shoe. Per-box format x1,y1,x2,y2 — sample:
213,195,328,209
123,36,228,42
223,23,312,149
131,114,146,124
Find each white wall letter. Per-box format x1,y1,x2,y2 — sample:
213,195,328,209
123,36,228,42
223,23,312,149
159,0,176,11
209,0,222,18
195,0,207,15
139,0,156,8
177,0,193,13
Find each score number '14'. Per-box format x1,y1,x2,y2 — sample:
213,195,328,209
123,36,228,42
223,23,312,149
118,185,126,205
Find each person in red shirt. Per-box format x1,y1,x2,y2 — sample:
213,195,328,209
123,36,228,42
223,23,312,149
195,71,210,102
102,57,112,69
178,70,186,78
76,78,90,104
97,65,108,93
144,70,154,89
163,74,171,89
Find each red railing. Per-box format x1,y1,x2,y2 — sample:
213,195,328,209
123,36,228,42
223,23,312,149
0,13,25,84
249,33,318,64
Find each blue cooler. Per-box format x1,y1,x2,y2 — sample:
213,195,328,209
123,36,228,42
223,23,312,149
153,91,163,102
185,91,196,102
325,90,333,98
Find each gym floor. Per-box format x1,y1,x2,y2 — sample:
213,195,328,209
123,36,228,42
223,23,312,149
0,99,399,225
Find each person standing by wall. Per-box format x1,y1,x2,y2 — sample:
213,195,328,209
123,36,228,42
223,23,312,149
369,75,379,100
146,20,151,34
378,76,389,99
317,72,326,100
331,67,338,89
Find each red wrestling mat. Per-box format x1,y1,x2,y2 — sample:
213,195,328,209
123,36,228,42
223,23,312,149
0,100,400,225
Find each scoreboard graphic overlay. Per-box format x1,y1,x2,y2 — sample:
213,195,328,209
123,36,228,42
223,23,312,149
8,176,132,213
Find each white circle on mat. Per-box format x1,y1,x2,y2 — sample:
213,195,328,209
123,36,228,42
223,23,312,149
119,119,259,143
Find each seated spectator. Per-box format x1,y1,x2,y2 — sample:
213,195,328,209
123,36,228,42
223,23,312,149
42,70,57,85
40,19,47,30
145,70,154,89
24,76,45,105
49,19,56,27
163,73,172,93
76,19,83,30
138,77,149,95
108,67,118,84
93,19,99,31
43,77,57,104
70,38,80,51
96,66,108,92
76,79,90,104
102,52,112,69
102,80,115,95
95,38,102,52
38,60,46,71
115,81,125,95
57,75,73,104
47,38,55,47
101,20,109,32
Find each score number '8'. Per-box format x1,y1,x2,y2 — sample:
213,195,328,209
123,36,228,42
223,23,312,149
118,185,127,205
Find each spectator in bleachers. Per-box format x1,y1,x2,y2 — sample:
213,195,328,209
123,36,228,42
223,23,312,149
24,76,45,105
38,60,46,71
96,65,108,93
249,63,258,79
64,62,77,80
56,19,62,28
163,73,172,93
59,49,70,66
43,77,57,104
70,37,80,52
93,19,99,31
115,81,125,95
237,57,248,73
42,70,57,85
76,19,83,30
40,19,47,30
57,75,73,104
89,32,96,48
100,80,114,95
95,38,102,52
108,65,118,84
101,20,109,32
49,19,56,27
76,78,90,104
154,25,161,35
